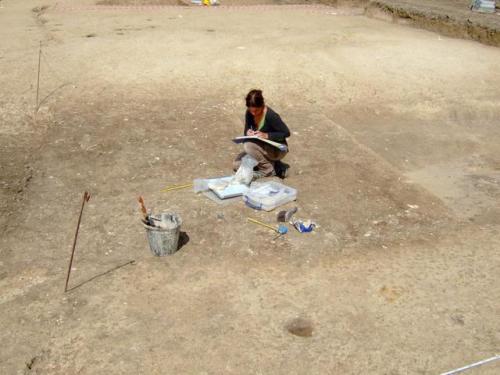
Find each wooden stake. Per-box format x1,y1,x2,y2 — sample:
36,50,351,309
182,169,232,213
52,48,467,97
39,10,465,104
65,191,91,292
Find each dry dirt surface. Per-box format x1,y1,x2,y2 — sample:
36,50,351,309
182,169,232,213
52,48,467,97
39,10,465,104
1,0,499,374
364,0,500,46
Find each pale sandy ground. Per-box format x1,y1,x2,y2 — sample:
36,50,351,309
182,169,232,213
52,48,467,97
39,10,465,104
0,0,499,374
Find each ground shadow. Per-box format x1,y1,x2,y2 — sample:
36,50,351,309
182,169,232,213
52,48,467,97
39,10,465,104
178,231,189,251
36,82,73,112
67,260,135,292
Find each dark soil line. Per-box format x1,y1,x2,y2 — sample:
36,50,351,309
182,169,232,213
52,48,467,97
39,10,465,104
366,1,500,47
323,0,500,47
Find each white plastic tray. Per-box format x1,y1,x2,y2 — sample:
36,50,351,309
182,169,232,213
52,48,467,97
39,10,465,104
243,181,297,211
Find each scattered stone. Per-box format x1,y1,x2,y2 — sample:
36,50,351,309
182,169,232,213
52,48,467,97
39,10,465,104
286,318,314,337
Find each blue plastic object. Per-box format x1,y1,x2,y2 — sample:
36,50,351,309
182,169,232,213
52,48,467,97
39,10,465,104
278,224,288,234
293,220,316,233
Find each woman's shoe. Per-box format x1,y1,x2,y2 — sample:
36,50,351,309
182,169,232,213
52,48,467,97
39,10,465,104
274,161,290,179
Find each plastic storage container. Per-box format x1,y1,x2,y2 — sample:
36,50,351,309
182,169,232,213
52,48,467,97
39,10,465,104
243,181,297,211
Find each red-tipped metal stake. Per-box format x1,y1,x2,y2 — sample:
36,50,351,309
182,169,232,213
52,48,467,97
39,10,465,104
65,191,91,292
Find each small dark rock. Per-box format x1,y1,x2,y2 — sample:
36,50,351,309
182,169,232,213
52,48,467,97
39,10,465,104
286,317,314,337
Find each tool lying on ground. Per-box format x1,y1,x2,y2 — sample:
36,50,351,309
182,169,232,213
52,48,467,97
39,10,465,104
161,183,193,193
248,217,288,235
277,207,298,222
65,191,91,292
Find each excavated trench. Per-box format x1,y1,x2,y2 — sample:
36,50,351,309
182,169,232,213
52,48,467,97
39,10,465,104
92,0,500,46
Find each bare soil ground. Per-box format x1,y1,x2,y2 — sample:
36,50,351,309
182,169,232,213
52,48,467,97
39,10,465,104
364,0,500,46
0,0,499,374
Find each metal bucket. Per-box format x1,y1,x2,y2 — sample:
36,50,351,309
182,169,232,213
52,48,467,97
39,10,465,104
143,212,182,256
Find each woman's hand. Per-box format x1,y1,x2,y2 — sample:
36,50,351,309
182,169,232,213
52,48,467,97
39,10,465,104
247,129,256,136
255,131,269,139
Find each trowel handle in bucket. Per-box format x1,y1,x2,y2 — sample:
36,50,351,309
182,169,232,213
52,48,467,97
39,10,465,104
138,196,148,220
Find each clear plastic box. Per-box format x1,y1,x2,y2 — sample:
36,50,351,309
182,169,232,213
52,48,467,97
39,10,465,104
243,181,297,211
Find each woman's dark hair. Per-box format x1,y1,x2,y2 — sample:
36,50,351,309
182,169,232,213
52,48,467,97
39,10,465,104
245,89,265,108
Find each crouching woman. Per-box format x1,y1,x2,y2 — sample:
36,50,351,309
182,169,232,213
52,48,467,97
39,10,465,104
233,89,290,179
